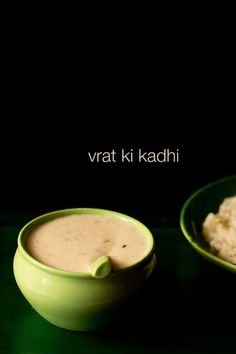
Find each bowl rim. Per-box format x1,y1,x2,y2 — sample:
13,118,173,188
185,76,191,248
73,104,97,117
17,208,155,279
180,175,236,272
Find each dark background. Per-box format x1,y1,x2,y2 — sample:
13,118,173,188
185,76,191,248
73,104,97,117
4,2,235,222
3,5,236,354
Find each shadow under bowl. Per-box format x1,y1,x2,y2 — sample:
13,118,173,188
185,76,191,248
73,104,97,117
180,175,236,273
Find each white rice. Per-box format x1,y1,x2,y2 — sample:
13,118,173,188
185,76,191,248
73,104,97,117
202,195,236,264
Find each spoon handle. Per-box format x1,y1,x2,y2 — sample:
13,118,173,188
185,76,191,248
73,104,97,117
91,255,111,278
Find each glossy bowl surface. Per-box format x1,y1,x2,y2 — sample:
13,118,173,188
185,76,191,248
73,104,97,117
13,208,156,331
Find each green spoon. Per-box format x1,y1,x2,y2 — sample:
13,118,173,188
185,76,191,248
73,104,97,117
91,255,112,279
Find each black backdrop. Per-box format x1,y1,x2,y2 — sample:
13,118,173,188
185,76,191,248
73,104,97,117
1,111,234,221
4,2,235,221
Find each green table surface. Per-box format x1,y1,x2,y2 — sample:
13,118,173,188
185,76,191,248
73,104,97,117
1,215,236,354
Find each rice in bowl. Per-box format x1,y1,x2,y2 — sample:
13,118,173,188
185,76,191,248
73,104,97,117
203,196,236,264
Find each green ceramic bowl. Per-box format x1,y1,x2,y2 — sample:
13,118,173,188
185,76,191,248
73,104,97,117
13,208,156,331
180,175,236,273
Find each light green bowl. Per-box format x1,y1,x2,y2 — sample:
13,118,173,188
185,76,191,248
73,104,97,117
13,208,156,331
180,175,236,273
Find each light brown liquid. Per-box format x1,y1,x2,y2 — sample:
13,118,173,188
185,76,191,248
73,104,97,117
26,214,150,273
